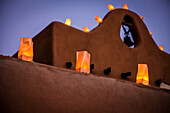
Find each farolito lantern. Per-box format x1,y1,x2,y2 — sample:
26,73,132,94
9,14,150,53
159,45,163,51
140,16,143,20
95,16,103,24
18,37,33,61
149,32,152,36
76,51,90,74
107,4,114,11
82,26,90,33
123,3,128,10
65,19,71,26
136,64,149,85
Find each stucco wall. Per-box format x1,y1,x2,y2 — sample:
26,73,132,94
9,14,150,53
13,9,170,86
0,55,170,113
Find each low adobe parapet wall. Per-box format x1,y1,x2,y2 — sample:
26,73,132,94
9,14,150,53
0,55,170,113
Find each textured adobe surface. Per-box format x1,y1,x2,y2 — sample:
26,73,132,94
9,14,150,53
13,9,170,86
0,55,170,113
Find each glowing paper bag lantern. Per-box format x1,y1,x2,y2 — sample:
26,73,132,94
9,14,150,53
65,19,71,26
82,26,90,33
149,32,152,36
95,16,103,24
107,4,114,11
136,64,149,85
123,3,128,9
18,37,33,61
159,45,163,51
76,51,90,74
140,16,143,20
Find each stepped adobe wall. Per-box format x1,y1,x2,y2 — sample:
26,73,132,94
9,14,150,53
13,9,170,86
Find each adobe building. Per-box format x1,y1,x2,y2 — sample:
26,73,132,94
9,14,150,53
1,8,170,113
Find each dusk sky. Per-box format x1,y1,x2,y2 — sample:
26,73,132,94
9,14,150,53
0,0,170,56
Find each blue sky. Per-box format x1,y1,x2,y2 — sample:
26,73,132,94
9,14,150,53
0,0,169,56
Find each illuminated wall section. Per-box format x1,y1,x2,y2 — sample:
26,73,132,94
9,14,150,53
76,51,90,74
18,37,33,61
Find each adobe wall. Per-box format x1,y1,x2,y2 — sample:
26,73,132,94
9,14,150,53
0,55,170,113
51,9,170,86
13,9,170,86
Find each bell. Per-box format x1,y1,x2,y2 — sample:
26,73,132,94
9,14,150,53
124,36,134,47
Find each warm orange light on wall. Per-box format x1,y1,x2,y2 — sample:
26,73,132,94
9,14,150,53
107,4,114,11
123,3,128,9
136,64,149,85
76,51,90,74
65,19,71,26
82,26,90,33
95,16,103,24
159,45,163,51
140,16,143,20
18,37,33,61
